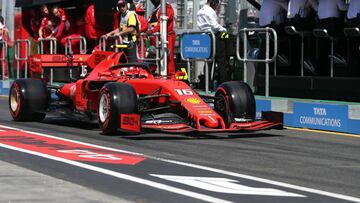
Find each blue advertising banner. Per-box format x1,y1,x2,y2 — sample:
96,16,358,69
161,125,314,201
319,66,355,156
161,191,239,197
0,81,11,95
181,34,212,59
348,119,360,134
255,99,272,119
292,102,348,132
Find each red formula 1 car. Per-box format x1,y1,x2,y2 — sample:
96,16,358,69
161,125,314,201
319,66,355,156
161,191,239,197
8,50,282,134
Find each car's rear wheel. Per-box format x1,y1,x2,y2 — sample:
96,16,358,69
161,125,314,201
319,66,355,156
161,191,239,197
215,81,256,127
98,82,138,134
9,79,48,121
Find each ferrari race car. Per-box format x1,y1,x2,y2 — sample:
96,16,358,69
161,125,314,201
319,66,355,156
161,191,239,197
8,50,283,134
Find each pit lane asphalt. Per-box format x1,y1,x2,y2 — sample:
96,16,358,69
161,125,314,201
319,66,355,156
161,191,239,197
0,97,359,203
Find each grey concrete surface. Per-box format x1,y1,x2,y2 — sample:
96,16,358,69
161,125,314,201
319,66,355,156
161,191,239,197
0,160,131,203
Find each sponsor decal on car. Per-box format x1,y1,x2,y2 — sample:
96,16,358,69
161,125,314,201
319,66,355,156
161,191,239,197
197,110,213,114
234,118,253,122
145,120,174,124
197,110,216,116
192,105,209,109
121,114,141,132
186,98,201,104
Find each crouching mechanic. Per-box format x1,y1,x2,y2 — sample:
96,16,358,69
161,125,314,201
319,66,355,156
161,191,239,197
105,0,138,63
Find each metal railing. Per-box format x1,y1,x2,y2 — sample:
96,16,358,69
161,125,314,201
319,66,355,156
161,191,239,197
37,38,56,83
65,36,87,55
99,34,124,52
99,33,166,75
137,32,163,74
237,27,278,98
180,31,216,93
98,35,107,51
0,41,8,80
15,39,31,79
37,38,57,54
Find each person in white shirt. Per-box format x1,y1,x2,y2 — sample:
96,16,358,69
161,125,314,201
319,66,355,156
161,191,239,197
318,0,348,19
197,0,227,34
259,0,288,27
347,0,360,27
317,0,348,35
287,0,318,30
197,0,230,88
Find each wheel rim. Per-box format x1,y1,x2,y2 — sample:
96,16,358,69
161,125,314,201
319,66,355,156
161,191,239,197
215,93,232,125
99,93,109,123
10,87,19,113
216,93,228,113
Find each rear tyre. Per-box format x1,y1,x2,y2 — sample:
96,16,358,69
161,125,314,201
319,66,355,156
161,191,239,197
98,82,138,134
215,81,256,127
9,79,48,121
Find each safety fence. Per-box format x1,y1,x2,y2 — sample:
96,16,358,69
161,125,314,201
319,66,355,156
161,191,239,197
237,27,278,98
0,41,8,81
38,38,57,54
65,36,87,55
14,39,30,79
1,30,278,96
99,35,123,52
137,32,163,74
12,36,88,84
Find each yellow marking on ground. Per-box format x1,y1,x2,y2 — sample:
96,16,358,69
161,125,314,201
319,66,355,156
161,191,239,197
286,126,360,138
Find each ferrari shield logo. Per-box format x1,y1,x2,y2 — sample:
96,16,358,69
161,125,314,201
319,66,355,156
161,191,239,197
186,98,201,104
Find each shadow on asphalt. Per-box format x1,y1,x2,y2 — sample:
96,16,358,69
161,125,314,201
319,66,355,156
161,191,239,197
119,131,283,140
42,118,99,130
41,118,283,140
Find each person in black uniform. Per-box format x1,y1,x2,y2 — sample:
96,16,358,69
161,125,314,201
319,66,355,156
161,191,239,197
316,0,348,76
346,0,360,76
286,0,318,75
258,0,288,75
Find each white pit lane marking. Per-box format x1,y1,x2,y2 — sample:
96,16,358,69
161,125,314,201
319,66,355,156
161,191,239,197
0,143,233,203
1,125,360,202
151,175,304,197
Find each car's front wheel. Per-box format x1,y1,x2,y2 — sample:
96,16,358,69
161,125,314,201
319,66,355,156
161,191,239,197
98,82,138,134
215,81,256,127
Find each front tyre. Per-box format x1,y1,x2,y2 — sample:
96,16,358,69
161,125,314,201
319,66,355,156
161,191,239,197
9,79,48,121
215,81,256,127
98,82,138,134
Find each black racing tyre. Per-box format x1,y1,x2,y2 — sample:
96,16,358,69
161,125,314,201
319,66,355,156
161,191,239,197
98,82,138,134
9,79,49,121
215,81,256,127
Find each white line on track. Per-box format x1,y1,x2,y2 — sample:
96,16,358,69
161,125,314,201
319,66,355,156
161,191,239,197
1,125,360,203
0,143,233,203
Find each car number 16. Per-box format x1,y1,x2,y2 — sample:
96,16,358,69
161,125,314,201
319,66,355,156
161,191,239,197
175,89,194,96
